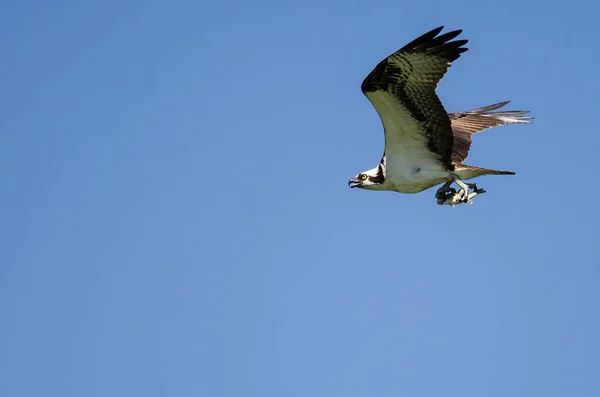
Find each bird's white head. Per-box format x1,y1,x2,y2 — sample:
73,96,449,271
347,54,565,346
348,164,386,190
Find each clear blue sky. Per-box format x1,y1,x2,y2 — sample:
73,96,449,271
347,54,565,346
1,1,599,396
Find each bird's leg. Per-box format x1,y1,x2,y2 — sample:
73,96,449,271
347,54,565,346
436,178,487,206
453,178,486,205
453,179,469,199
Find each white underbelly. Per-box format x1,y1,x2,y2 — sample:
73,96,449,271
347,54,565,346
385,147,451,193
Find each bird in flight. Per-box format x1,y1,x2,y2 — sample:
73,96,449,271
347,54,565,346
348,26,532,206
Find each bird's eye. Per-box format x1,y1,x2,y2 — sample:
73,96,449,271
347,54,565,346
360,174,367,180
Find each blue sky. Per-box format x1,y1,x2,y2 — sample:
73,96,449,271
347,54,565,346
1,1,599,396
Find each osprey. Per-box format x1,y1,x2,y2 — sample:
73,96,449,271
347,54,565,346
348,26,532,206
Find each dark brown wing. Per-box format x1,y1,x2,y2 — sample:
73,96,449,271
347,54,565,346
361,26,468,170
449,101,533,164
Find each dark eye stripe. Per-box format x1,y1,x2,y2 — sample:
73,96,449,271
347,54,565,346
368,165,385,184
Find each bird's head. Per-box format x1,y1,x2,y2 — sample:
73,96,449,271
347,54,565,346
348,165,385,190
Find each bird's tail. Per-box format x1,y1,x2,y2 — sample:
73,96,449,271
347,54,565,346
455,164,516,180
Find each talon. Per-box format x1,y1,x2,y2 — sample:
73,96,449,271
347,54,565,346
437,176,488,207
436,178,489,206
435,182,456,199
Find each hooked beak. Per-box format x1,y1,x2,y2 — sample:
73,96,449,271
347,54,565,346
348,177,361,188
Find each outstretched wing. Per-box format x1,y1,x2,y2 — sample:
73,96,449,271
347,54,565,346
449,101,533,164
361,26,468,171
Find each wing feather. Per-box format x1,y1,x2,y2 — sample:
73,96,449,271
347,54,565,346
361,26,468,170
448,101,533,164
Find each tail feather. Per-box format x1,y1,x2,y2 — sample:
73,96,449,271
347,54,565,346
455,164,516,180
